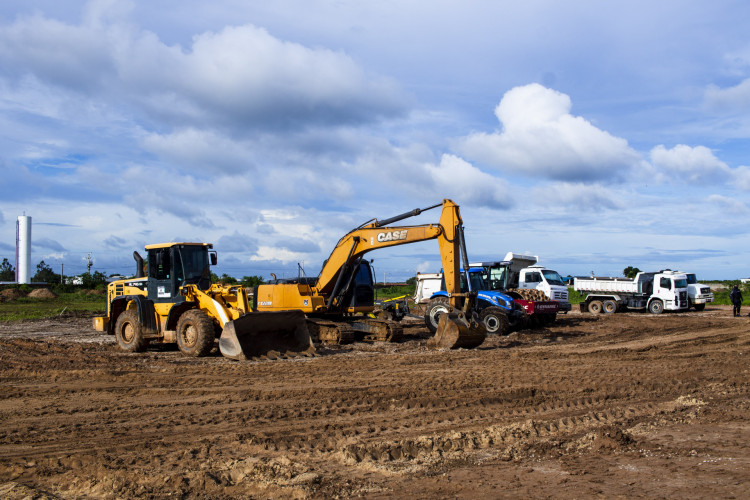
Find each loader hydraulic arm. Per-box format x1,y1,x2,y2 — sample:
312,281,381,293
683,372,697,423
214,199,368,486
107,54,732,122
316,199,470,309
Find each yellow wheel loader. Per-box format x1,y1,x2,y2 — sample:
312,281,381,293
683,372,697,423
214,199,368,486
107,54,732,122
93,242,314,361
255,199,487,349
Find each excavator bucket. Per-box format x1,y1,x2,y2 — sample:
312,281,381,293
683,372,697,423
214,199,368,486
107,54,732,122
219,310,315,361
427,311,486,349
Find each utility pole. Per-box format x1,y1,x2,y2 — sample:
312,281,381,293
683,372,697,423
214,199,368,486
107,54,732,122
86,253,93,274
61,263,64,284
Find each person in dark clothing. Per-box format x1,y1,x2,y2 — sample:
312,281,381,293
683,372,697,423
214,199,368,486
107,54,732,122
730,284,743,316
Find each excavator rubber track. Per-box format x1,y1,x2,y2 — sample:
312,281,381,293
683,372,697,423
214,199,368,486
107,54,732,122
427,311,486,349
306,318,355,345
348,318,404,342
219,310,316,361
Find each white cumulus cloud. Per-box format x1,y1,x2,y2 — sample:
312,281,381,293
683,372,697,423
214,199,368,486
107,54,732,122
649,144,730,182
458,83,641,182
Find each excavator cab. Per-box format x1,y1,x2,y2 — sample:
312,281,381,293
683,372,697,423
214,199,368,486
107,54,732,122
342,260,376,309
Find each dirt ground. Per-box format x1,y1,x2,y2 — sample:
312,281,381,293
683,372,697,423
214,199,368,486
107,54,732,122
1,306,749,499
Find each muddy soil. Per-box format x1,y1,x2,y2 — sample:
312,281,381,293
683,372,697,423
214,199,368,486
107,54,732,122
1,306,749,499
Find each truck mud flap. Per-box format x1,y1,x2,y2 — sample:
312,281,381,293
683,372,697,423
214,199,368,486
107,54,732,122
427,311,486,349
219,310,316,361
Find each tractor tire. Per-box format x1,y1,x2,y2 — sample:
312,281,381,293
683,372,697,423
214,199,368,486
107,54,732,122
648,299,664,314
602,300,618,314
114,309,149,353
424,297,450,334
480,307,510,335
176,309,215,357
588,300,603,314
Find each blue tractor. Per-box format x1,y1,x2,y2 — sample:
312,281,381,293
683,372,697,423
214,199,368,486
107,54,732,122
424,268,526,335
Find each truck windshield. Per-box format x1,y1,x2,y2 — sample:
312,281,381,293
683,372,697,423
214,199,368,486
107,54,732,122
674,278,688,288
542,270,565,286
685,274,697,284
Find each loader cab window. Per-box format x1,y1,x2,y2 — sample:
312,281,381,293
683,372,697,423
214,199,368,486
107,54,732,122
148,247,180,302
177,245,211,290
149,248,171,280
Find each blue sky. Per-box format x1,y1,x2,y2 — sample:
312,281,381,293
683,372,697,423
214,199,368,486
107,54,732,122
1,0,750,282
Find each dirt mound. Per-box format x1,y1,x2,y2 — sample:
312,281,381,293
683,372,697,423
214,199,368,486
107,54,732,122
84,289,107,295
0,288,26,301
27,288,58,299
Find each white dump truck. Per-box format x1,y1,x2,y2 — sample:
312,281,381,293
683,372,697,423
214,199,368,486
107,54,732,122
470,252,572,312
679,272,714,311
574,270,689,314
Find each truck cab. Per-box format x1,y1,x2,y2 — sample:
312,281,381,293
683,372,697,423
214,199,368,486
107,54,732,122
649,271,690,312
679,272,714,311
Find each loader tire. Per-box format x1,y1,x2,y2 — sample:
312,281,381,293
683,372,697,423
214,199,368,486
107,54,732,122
480,307,510,335
115,309,149,353
425,297,450,334
176,309,215,357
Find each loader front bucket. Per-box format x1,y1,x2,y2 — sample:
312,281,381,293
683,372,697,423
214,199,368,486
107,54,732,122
219,310,315,360
427,311,486,349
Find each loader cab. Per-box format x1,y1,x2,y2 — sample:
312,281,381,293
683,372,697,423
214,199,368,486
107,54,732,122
146,243,215,303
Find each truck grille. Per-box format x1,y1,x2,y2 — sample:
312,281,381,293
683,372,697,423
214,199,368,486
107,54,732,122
700,287,710,294
553,291,568,300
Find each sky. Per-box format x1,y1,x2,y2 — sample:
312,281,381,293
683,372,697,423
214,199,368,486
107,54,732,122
1,0,750,282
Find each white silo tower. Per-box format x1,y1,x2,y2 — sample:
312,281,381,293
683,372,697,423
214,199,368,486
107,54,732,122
16,215,32,284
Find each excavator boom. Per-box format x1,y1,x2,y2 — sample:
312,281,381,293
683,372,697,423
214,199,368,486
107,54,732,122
257,199,486,349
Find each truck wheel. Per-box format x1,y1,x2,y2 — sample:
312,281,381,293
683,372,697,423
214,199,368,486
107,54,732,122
480,307,510,335
602,300,617,314
115,309,149,352
424,297,450,334
648,299,664,314
588,300,603,314
693,303,705,311
176,309,215,357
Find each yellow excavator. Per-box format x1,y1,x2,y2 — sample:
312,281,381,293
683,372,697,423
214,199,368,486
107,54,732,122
93,242,314,360
254,199,487,349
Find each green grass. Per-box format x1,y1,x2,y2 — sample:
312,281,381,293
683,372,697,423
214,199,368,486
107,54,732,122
375,285,415,301
0,292,107,322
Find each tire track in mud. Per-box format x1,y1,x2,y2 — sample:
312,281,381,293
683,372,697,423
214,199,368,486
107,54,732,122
1,310,749,498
